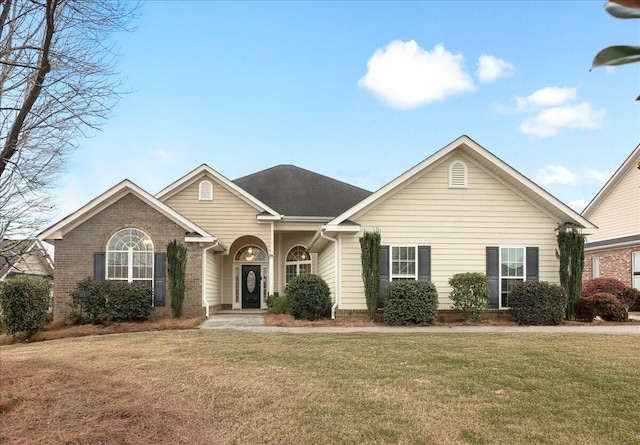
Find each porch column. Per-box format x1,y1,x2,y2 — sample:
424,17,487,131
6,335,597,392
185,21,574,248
268,254,274,296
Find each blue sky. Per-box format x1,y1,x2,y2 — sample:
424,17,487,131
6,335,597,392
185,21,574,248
54,1,640,220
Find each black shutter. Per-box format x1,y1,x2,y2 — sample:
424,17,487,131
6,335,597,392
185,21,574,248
418,246,431,281
93,252,105,280
486,247,499,309
378,245,389,308
526,247,539,281
154,253,166,307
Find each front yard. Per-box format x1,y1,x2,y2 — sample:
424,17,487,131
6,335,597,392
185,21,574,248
1,330,639,444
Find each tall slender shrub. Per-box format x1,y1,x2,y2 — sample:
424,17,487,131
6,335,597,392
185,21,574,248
556,224,585,320
167,239,187,318
359,229,381,320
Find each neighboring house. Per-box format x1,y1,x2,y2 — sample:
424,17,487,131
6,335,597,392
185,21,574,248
0,239,54,282
39,136,595,321
582,143,640,290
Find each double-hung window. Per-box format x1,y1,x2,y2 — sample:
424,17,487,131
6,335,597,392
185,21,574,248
500,247,525,308
391,246,417,281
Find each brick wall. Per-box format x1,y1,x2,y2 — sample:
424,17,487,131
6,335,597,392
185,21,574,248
583,244,640,288
53,193,203,321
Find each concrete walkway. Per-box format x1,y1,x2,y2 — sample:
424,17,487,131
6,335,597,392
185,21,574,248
199,311,640,334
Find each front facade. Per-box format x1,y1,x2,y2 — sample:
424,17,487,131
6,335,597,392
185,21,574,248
582,143,640,290
40,136,595,321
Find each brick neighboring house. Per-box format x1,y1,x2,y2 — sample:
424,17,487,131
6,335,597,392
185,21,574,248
582,143,640,290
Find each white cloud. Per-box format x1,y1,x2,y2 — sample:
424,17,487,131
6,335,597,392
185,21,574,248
584,167,613,184
533,165,578,185
523,87,578,108
519,101,605,138
476,55,515,83
358,40,475,109
569,199,589,212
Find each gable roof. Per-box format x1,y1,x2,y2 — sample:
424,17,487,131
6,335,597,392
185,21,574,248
324,135,596,232
1,239,54,280
39,180,224,250
233,165,372,217
155,164,282,217
582,142,640,218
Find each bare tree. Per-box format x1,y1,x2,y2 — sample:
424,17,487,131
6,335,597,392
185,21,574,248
0,0,138,266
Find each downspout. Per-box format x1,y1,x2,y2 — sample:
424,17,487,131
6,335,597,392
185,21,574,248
202,240,219,318
320,229,340,320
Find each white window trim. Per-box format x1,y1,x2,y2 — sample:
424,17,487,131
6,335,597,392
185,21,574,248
449,160,468,189
498,246,526,309
592,257,600,278
390,245,418,281
632,251,640,290
105,228,155,285
199,180,213,201
285,245,312,285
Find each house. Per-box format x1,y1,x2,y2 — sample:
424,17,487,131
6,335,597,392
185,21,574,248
39,136,595,321
582,143,640,290
0,239,54,282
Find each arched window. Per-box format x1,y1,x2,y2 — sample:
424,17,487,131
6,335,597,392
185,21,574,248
199,180,213,200
285,245,311,284
449,160,468,188
106,228,154,285
235,245,267,262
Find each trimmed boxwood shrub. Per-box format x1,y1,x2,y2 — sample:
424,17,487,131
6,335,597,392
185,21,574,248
383,280,438,326
582,278,639,309
509,281,566,325
448,272,489,321
576,292,627,322
71,278,152,324
266,295,289,314
0,276,51,338
285,274,331,320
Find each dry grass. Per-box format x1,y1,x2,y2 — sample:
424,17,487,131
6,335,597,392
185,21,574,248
0,316,204,346
1,330,640,444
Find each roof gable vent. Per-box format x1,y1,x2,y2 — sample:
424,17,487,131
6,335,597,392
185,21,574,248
449,161,468,188
199,180,213,200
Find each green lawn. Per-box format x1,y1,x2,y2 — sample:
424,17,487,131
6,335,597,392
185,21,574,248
1,331,639,444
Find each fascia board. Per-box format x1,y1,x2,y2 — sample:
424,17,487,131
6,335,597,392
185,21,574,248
39,180,214,242
582,143,640,218
154,164,281,216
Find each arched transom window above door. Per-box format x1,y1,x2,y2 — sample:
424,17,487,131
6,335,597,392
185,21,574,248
285,245,311,284
235,245,267,262
106,228,154,284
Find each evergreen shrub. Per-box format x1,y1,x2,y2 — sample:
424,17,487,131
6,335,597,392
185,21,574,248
448,272,489,321
509,281,566,325
71,278,152,324
266,295,289,314
285,274,331,320
0,276,51,338
383,280,438,326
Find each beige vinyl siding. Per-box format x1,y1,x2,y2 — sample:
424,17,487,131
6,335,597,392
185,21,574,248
317,242,336,302
204,250,221,306
339,155,561,310
9,253,51,278
163,175,271,252
586,167,640,242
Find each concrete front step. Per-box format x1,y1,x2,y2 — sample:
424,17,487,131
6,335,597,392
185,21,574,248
215,309,267,315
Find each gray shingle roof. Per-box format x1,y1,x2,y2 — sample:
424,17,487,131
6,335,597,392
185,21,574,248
233,165,372,217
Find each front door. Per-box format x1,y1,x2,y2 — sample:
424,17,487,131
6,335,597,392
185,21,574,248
242,265,261,309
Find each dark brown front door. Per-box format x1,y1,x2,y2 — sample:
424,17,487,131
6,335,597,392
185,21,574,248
242,265,261,309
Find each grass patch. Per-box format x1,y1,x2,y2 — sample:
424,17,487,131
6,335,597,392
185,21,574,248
1,331,639,444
